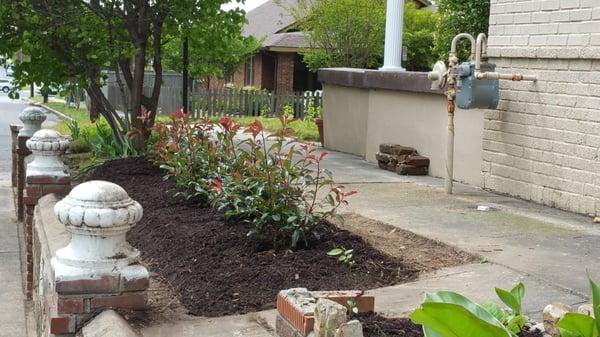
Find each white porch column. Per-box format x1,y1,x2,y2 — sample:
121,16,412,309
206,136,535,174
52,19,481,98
380,0,406,72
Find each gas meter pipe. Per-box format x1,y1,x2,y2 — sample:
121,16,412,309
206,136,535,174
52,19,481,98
445,33,476,194
475,33,537,81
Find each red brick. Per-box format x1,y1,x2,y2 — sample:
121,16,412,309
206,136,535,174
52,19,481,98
56,275,120,294
57,297,85,314
405,155,430,167
277,293,314,336
90,293,147,310
26,175,71,185
50,316,75,334
23,195,39,206
25,185,42,197
121,275,149,292
42,184,71,196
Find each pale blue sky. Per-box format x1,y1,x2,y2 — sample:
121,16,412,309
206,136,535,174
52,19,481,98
223,0,269,12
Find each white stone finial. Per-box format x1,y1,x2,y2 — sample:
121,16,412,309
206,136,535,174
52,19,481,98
53,180,143,271
18,106,47,137
26,129,70,177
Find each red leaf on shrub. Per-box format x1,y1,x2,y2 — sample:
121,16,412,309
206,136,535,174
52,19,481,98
220,116,240,133
319,151,329,161
172,108,186,120
244,119,263,139
211,179,223,193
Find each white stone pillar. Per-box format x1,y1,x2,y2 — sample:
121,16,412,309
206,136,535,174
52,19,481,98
18,106,46,137
26,129,70,177
380,0,406,72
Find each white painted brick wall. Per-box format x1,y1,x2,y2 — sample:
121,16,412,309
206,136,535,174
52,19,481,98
483,1,600,216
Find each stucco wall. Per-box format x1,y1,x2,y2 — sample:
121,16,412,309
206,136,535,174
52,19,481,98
320,70,484,186
322,84,369,157
366,90,484,186
483,0,600,216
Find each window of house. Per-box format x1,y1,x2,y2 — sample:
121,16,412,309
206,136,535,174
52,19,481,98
244,55,254,86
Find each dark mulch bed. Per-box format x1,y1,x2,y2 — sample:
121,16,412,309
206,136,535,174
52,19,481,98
357,313,544,337
358,313,423,337
87,157,419,317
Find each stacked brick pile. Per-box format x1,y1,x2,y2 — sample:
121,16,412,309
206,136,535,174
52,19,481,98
376,143,430,176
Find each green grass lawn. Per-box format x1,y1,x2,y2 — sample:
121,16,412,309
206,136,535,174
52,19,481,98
30,97,90,134
215,116,320,142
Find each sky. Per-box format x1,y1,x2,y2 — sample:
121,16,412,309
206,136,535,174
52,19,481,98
222,0,269,12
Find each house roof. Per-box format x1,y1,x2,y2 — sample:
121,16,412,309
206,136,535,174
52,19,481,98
263,32,309,49
242,0,299,39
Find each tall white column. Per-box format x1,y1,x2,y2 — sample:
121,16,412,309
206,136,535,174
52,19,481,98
380,0,406,72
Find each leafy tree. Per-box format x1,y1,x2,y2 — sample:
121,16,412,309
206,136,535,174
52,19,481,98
403,2,438,72
291,0,437,72
163,10,260,87
0,1,247,149
292,0,386,71
434,0,491,61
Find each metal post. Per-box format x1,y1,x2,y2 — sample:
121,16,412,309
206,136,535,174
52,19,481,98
182,36,189,114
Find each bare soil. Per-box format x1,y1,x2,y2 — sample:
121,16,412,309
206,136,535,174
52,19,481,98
87,157,475,318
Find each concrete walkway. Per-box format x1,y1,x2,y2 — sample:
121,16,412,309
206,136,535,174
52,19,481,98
140,148,600,336
0,93,57,337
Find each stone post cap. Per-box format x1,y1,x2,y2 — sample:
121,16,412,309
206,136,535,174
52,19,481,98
18,106,47,137
19,106,46,122
26,129,70,154
55,180,143,230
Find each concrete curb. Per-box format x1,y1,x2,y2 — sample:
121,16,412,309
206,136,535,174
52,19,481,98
24,99,75,122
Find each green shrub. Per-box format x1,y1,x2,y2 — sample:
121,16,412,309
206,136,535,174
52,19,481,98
69,138,92,154
152,112,355,248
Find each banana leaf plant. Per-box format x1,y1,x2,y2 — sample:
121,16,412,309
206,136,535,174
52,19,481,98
410,291,512,337
556,277,600,337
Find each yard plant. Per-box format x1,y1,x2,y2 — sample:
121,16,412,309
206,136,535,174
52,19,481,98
152,111,355,248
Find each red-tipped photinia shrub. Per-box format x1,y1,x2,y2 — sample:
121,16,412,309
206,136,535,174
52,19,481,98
152,113,355,248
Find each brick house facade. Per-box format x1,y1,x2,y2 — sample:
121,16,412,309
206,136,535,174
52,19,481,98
483,0,600,215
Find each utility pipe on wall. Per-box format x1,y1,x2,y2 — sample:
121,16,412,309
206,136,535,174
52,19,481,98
445,34,476,194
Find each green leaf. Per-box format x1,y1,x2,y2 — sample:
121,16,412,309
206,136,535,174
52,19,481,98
590,276,600,336
423,291,507,329
510,283,525,305
327,248,344,256
556,313,597,337
495,288,520,314
506,315,526,334
410,303,511,337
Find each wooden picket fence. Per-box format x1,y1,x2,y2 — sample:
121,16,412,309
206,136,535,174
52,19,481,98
107,85,323,118
187,89,323,119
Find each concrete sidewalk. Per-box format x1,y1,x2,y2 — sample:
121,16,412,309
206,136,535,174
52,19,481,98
321,150,600,298
0,181,30,337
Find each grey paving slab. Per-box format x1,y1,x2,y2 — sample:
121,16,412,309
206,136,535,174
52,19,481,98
0,94,30,337
142,313,276,337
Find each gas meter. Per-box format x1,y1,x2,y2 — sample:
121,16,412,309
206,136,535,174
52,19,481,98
453,61,499,109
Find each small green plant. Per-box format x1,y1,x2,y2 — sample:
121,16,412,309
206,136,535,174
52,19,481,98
304,97,322,122
69,138,92,154
327,247,354,265
345,300,359,316
66,119,81,140
282,103,294,119
555,277,600,337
